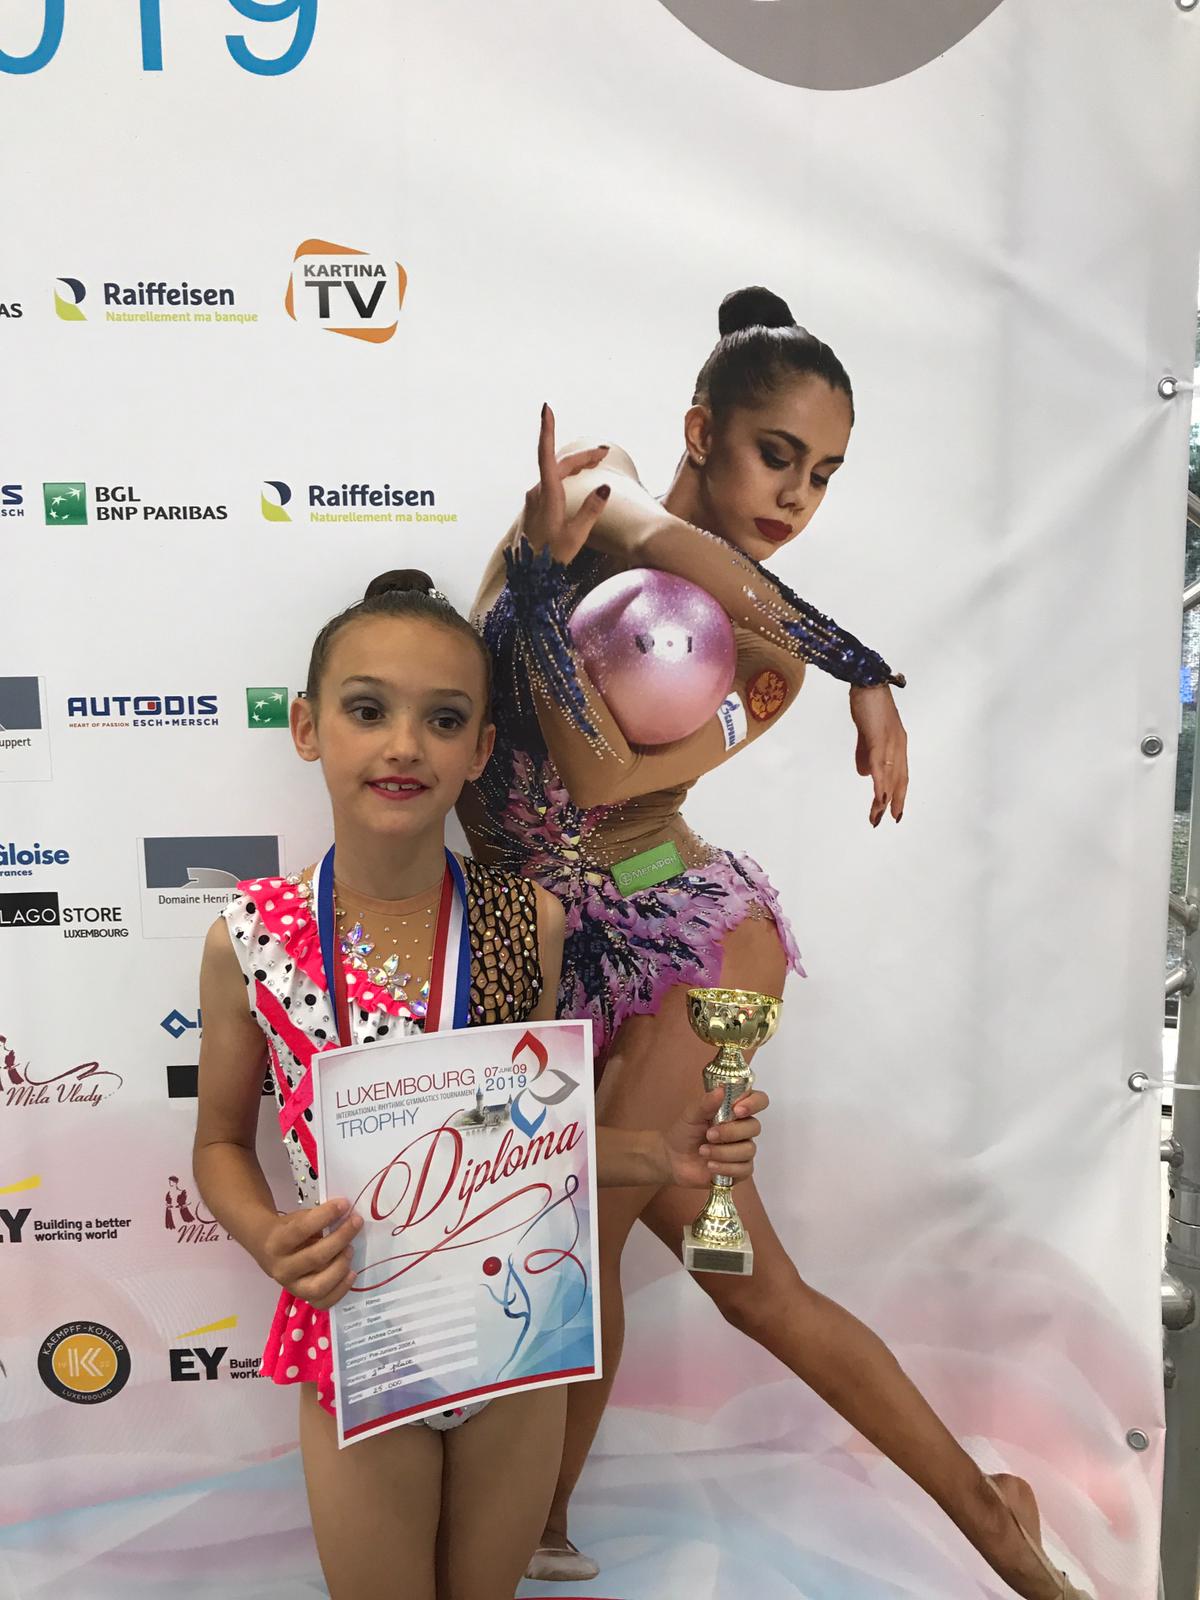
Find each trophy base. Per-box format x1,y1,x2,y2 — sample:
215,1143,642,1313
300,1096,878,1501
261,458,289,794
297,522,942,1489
682,1229,754,1276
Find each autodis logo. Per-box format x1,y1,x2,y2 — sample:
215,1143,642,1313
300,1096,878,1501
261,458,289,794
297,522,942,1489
39,1321,130,1405
169,1314,263,1384
0,676,52,783
67,692,219,729
49,481,228,524
1,484,24,518
53,277,86,321
0,840,69,878
261,480,292,522
43,482,86,524
0,1174,132,1244
285,239,406,344
140,832,282,938
1,1030,124,1109
55,274,256,327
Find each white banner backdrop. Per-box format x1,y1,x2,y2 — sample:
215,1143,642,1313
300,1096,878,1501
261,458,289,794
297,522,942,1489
2,3,1198,1596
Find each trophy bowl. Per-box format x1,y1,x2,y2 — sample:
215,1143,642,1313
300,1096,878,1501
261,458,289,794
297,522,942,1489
682,987,783,1276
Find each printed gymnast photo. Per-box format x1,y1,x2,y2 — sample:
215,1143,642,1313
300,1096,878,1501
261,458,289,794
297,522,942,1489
457,286,1092,1600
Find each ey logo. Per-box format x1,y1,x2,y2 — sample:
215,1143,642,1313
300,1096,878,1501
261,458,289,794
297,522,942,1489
170,1313,236,1381
0,1172,39,1243
285,239,406,344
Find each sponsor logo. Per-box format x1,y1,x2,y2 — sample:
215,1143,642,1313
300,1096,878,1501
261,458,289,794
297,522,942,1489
1,484,24,518
53,277,86,321
140,833,282,937
261,479,292,522
0,1175,132,1244
0,841,69,878
0,892,128,939
160,1008,201,1039
0,677,52,782
1,1031,124,1109
264,480,453,527
67,692,219,729
746,667,788,722
166,1063,272,1099
55,276,257,327
0,300,22,319
47,482,229,524
164,1174,228,1244
1,2,318,77
169,1314,262,1382
246,687,289,729
285,239,407,344
43,481,87,524
39,1321,130,1404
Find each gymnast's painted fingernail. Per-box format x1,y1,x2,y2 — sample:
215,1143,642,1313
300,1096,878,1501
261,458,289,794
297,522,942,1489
596,484,611,501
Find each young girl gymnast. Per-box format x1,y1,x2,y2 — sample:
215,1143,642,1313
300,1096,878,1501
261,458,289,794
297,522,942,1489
191,570,768,1600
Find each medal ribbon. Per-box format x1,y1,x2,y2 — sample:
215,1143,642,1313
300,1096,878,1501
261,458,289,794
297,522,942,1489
314,845,470,1046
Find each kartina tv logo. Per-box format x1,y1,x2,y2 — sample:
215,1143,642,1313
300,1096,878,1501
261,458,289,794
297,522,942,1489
285,239,406,343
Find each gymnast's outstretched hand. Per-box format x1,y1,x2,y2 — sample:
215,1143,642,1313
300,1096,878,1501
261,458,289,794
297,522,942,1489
522,403,612,564
850,682,909,827
661,1086,769,1190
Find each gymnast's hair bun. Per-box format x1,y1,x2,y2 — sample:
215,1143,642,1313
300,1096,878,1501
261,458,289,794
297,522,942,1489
363,569,437,601
719,286,796,337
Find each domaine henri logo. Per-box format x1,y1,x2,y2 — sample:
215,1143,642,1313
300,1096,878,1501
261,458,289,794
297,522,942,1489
246,687,289,729
1,1031,124,1108
55,273,256,326
169,1314,263,1383
53,277,86,321
43,482,87,525
256,477,452,527
0,1174,132,1244
261,480,292,522
0,840,70,878
1,484,24,518
48,481,227,524
141,832,281,939
285,239,406,343
39,1321,131,1405
67,692,219,729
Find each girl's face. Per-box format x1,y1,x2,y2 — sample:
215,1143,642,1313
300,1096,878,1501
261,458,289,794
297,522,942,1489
686,375,853,563
292,615,494,844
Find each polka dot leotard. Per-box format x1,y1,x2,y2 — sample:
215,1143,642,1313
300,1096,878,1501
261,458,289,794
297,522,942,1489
221,857,542,1425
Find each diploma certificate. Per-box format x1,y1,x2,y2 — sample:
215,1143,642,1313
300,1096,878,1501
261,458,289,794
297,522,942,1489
311,1019,599,1447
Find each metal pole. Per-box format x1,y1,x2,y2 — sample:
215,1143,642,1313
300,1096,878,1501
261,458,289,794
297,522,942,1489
1162,501,1200,1599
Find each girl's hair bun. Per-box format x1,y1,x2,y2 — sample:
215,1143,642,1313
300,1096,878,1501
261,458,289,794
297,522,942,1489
363,568,437,602
718,286,796,337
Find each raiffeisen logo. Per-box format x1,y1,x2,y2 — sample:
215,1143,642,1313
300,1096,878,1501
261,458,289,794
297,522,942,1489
67,694,219,730
308,482,450,527
54,278,86,321
285,239,406,344
261,480,292,522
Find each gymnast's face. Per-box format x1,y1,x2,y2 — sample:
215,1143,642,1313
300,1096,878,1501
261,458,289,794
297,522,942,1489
688,376,853,563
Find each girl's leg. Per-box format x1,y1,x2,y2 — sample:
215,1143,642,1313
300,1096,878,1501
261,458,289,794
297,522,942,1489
298,1382,443,1600
540,914,789,1554
437,1387,568,1599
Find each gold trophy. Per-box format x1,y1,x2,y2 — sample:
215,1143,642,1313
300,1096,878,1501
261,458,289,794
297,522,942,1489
682,987,782,1275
